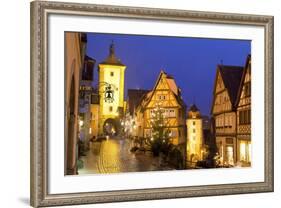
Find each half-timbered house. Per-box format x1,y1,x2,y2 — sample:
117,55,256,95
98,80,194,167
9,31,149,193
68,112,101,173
135,70,187,150
236,55,251,166
211,64,244,166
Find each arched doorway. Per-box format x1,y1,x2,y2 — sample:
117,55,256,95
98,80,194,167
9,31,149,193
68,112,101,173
103,118,120,136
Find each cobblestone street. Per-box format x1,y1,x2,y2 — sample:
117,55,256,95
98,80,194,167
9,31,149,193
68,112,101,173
78,137,174,174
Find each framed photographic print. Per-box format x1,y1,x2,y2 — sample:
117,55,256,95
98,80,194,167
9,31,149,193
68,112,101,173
30,1,274,207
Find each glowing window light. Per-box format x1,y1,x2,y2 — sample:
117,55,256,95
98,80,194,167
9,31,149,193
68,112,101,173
248,143,252,162
226,146,234,165
240,142,246,161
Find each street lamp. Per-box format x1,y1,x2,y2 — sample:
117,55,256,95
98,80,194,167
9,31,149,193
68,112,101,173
79,120,84,127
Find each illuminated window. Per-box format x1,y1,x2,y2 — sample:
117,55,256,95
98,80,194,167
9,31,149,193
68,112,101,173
170,130,177,137
225,115,232,127
240,142,246,161
226,145,234,165
239,109,251,124
240,141,251,163
158,95,166,100
225,116,229,126
229,117,232,126
169,109,175,117
248,143,252,162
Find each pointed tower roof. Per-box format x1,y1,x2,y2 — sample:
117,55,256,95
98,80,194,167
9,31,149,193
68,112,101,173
189,104,199,112
188,104,201,119
99,41,125,66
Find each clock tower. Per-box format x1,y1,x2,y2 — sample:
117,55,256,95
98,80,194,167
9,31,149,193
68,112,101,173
98,42,126,135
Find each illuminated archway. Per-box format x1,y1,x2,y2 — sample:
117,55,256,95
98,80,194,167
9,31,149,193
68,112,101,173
103,118,121,136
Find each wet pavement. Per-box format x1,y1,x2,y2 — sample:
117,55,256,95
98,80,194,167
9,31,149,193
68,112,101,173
78,137,174,174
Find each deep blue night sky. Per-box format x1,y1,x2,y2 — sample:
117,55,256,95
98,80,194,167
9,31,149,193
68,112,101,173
86,33,251,116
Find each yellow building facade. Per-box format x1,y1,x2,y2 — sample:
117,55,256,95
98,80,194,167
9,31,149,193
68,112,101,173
186,105,203,163
97,43,126,135
135,71,186,147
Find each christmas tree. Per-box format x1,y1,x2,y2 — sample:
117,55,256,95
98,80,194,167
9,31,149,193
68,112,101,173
147,103,172,156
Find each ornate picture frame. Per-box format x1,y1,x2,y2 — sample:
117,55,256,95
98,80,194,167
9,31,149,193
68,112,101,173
30,1,274,207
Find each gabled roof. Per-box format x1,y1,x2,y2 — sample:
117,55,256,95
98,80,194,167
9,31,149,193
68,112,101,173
235,54,251,107
99,42,125,66
218,65,244,107
136,70,186,112
127,89,150,115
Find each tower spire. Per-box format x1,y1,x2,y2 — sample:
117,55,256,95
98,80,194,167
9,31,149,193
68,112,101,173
99,40,125,66
109,40,115,56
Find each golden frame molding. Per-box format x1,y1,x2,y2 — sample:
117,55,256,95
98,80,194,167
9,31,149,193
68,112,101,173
30,1,274,207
